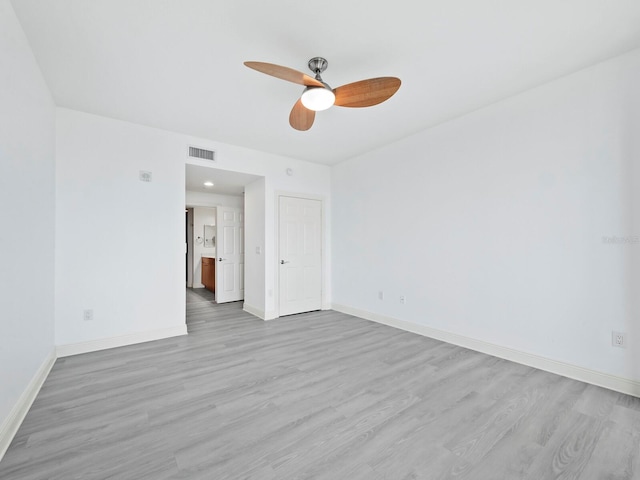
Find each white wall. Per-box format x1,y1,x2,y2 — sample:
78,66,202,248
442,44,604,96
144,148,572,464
55,109,187,346
55,108,331,346
332,49,640,385
244,178,266,314
186,190,244,208
0,0,55,443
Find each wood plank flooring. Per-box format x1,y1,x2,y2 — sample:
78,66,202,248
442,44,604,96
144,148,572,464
1,289,639,479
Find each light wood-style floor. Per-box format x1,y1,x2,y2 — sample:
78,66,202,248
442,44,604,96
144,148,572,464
1,289,639,479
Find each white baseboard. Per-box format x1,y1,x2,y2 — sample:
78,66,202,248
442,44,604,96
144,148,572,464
0,349,56,462
243,303,265,320
264,310,278,321
332,303,640,398
56,325,188,358
243,303,279,321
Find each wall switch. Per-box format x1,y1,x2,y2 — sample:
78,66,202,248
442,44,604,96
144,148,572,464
83,309,94,321
612,331,626,348
255,246,261,254
378,291,384,300
400,295,406,304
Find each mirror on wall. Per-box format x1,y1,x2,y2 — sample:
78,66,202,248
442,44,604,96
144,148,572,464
204,225,215,248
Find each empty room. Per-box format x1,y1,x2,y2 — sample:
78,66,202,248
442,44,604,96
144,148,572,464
1,0,639,478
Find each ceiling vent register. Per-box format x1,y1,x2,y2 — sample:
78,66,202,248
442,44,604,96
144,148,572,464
188,146,216,161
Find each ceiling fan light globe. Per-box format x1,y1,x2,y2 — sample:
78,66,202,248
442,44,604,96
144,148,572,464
301,86,335,111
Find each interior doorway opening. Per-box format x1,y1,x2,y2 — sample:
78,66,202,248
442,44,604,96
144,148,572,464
187,206,217,294
184,163,262,314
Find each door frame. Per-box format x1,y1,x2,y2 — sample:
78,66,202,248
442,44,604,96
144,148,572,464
274,191,327,319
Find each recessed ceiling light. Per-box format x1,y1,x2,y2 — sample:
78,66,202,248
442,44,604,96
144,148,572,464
204,181,214,187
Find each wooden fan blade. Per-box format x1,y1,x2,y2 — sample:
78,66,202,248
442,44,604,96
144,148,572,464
244,61,324,87
289,99,315,131
334,77,401,108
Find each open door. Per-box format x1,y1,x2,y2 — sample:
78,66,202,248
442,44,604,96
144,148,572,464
215,206,244,303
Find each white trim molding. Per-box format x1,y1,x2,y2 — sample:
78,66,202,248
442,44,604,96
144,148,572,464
243,303,278,321
264,310,278,321
332,303,640,398
56,326,188,358
243,303,265,320
0,349,56,461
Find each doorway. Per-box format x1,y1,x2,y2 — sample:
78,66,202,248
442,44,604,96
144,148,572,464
184,164,261,309
191,206,217,295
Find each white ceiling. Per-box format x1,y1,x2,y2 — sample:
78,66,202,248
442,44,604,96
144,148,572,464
185,164,261,196
11,0,640,166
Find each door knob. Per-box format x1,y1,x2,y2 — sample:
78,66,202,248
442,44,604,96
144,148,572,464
218,258,227,262
280,260,289,264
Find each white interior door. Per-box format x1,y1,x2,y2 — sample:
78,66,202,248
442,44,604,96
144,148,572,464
279,196,322,316
215,206,244,303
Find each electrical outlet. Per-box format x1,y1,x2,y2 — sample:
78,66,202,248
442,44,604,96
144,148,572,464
83,309,94,321
400,295,406,304
378,291,384,300
612,331,626,348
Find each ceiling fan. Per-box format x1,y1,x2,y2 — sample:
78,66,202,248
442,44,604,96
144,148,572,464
244,57,401,131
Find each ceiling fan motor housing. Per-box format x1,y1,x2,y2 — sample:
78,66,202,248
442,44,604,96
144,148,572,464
308,57,329,75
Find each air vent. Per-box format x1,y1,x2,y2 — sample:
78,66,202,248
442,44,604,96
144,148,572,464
188,146,215,161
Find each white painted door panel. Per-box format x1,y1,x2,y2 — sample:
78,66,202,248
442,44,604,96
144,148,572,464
216,207,244,303
279,196,322,316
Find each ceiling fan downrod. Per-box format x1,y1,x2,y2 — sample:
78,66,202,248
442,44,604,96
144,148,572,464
308,57,329,81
